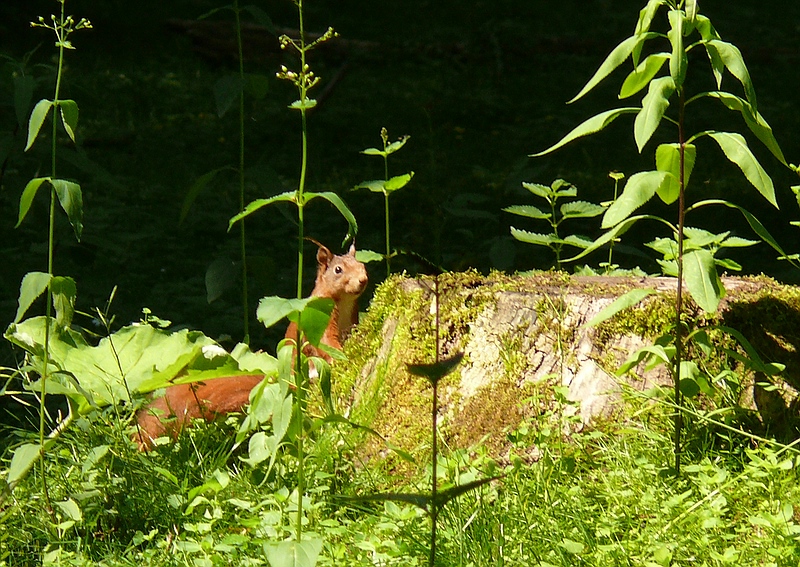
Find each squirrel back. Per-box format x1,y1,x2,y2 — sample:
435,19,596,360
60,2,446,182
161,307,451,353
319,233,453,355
135,241,368,450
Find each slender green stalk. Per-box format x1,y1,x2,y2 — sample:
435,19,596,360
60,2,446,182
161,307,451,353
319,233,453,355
383,152,391,277
673,86,687,475
294,0,309,542
430,276,441,567
233,0,250,343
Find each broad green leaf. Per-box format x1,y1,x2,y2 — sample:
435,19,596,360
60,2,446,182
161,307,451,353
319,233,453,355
705,40,756,108
634,76,675,152
568,33,659,104
296,297,335,347
50,276,77,328
619,52,669,99
229,191,296,230
353,179,386,193
531,108,640,157
561,234,595,248
15,271,52,323
407,353,464,386
667,9,687,89
560,201,606,219
503,205,550,220
354,249,384,263
385,135,410,154
303,191,358,243
684,0,698,32
360,148,383,156
602,171,669,228
178,166,235,224
617,344,674,376
655,143,696,204
55,498,82,522
585,288,656,327
266,537,323,567
702,91,787,165
566,214,673,263
205,256,237,303
16,177,50,228
288,98,317,111
721,236,758,248
559,539,585,555
58,99,79,143
521,182,551,199
257,296,322,330
683,248,723,313
707,131,776,208
635,0,667,36
384,172,414,193
52,178,83,241
213,74,246,118
25,99,53,151
552,179,578,197
695,15,720,42
8,443,43,488
509,228,555,246
687,199,788,259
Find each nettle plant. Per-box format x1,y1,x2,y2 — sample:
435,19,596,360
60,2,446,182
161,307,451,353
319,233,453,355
505,178,604,271
534,0,796,473
353,127,414,278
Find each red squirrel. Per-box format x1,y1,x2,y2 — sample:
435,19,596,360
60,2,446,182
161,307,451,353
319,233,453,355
135,241,368,450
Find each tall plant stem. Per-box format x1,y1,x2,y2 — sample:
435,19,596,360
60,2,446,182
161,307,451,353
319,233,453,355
383,154,391,278
673,86,687,475
429,276,440,567
293,0,308,542
38,1,71,515
233,0,250,343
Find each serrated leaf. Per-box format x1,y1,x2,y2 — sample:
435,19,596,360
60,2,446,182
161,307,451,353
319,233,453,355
26,99,53,151
602,171,669,228
510,228,556,246
16,177,50,228
655,143,696,204
620,52,669,99
52,178,83,241
703,91,787,166
635,76,675,152
720,235,758,248
560,201,606,219
684,248,723,313
585,288,656,327
229,191,296,230
705,40,756,109
707,131,776,207
569,33,659,104
521,182,551,198
532,108,640,157
15,271,52,323
560,234,595,248
503,205,550,220
288,98,317,110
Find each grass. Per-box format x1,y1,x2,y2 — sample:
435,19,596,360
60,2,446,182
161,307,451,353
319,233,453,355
2,390,799,565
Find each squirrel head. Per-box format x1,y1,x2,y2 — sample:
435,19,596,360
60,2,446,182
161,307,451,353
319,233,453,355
314,242,368,300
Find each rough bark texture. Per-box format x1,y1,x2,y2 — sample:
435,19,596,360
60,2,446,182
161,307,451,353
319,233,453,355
340,273,800,468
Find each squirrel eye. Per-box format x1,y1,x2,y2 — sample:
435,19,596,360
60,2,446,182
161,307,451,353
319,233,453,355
335,266,343,274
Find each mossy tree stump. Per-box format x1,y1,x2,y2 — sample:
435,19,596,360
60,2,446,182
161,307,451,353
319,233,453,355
338,272,800,472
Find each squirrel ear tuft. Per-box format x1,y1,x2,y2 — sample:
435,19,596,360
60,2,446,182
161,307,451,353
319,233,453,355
348,241,356,256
